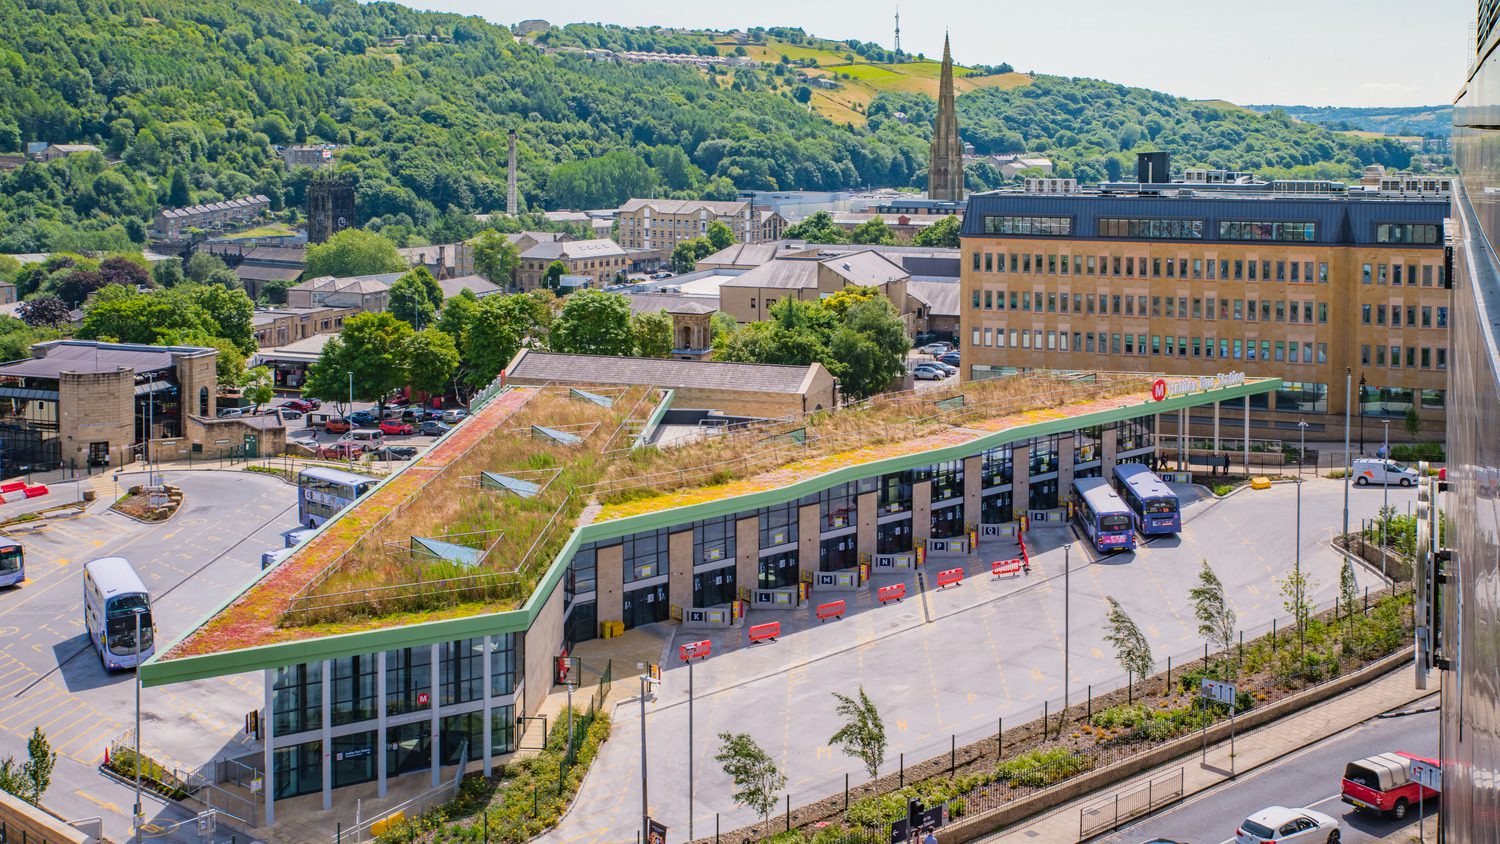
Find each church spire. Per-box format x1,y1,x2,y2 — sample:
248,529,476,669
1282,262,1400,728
928,32,964,201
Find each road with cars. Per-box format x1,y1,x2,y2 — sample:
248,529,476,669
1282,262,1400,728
1093,700,1439,844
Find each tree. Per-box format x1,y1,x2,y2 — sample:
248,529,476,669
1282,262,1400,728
1280,567,1315,664
550,289,634,356
782,211,848,244
304,229,405,278
243,365,274,412
630,311,673,358
99,256,149,288
671,237,715,274
1104,597,1154,696
151,258,184,288
850,215,895,245
1188,560,1237,679
826,297,908,400
184,252,228,283
714,732,785,836
53,269,107,309
1404,404,1422,438
706,220,735,251
17,295,71,329
179,283,256,353
828,687,886,781
459,293,543,388
437,288,480,349
912,215,961,248
303,312,414,413
389,267,443,329
79,285,214,344
262,278,296,305
1339,556,1359,644
471,230,519,287
22,727,55,805
168,168,191,207
542,260,567,290
406,327,460,394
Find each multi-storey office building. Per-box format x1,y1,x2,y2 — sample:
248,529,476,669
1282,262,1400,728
958,184,1450,440
1440,5,1500,838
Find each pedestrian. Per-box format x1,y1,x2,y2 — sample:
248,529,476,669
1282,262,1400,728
1223,453,1231,476
923,826,939,844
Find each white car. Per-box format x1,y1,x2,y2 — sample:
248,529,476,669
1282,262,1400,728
920,342,952,356
913,365,946,381
1352,458,1419,487
1235,806,1340,844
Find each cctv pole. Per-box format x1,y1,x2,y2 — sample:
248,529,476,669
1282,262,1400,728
1342,367,1351,537
133,609,143,844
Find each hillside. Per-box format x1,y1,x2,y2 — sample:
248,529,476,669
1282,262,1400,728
0,2,1418,253
1245,104,1453,137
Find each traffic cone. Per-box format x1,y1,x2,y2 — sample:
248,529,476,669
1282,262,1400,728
103,746,110,766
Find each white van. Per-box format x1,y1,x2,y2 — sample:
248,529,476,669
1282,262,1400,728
1352,458,1419,487
341,428,386,449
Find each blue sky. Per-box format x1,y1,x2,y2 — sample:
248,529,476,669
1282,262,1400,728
409,0,1469,107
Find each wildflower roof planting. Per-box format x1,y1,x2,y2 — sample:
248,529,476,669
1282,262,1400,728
145,371,1280,684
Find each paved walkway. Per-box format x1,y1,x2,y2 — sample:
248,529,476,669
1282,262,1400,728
983,666,1431,843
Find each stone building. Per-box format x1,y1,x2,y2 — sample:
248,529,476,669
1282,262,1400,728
927,35,964,202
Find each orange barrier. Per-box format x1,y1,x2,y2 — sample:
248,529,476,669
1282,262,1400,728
748,622,780,644
23,485,47,498
678,639,711,661
816,600,846,622
877,583,906,605
0,481,24,494
991,559,1023,578
936,567,964,589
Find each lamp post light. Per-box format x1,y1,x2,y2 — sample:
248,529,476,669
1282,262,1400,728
679,640,711,841
1298,419,1308,480
638,673,658,844
1358,375,1368,455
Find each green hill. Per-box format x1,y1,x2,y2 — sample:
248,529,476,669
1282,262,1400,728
0,2,1419,253
1244,104,1453,138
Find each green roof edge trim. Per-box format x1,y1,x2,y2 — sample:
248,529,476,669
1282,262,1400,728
139,377,1277,687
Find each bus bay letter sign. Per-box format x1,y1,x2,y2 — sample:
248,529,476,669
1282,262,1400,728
1152,372,1246,402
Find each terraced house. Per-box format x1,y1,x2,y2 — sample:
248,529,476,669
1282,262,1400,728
959,156,1451,441
140,368,1279,819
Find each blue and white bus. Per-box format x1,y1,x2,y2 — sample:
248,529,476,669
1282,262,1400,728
1071,478,1136,553
83,557,154,670
0,540,23,588
1113,462,1182,535
297,466,379,528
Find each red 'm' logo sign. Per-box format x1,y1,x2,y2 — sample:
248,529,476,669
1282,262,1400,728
1151,379,1167,402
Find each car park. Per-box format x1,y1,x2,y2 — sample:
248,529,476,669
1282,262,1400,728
1351,458,1419,487
1235,806,1340,843
379,420,415,436
324,417,353,434
1341,752,1438,819
420,420,452,436
318,442,363,460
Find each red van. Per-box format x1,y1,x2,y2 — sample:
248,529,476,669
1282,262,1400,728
1341,752,1438,819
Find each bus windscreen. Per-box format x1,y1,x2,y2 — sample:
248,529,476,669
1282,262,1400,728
105,595,153,655
0,545,19,574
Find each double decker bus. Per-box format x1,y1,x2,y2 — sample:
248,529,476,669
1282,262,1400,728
1113,462,1182,535
297,466,379,528
0,540,22,587
83,557,154,670
1071,478,1136,553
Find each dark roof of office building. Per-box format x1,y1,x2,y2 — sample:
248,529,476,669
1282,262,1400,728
0,340,212,378
960,191,1448,246
506,350,820,394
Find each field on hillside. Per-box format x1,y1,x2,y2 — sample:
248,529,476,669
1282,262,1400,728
727,37,1031,124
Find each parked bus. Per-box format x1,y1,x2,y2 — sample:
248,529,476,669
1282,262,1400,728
83,557,154,670
1113,462,1182,535
1071,478,1136,553
0,540,22,588
297,466,379,528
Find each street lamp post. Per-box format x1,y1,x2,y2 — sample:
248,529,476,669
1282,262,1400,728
1298,420,1308,480
347,371,355,469
133,607,145,844
1381,419,1391,575
678,641,710,841
1063,543,1072,733
1342,368,1352,537
1358,375,1367,455
639,675,651,844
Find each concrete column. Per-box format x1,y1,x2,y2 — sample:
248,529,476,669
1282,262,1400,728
798,503,820,578
430,643,441,788
736,516,759,594
595,545,624,627
962,455,982,528
1101,429,1118,477
1013,445,1032,518
1057,434,1075,495
481,637,492,778
264,668,275,825
377,652,388,796
668,530,692,610
912,480,932,548
321,659,332,810
1213,401,1221,452
856,491,877,558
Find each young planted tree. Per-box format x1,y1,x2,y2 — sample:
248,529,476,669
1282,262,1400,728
243,365,274,412
1188,560,1237,679
23,728,54,805
714,732,785,836
1103,597,1154,697
828,687,886,781
1279,567,1316,665
1339,556,1359,645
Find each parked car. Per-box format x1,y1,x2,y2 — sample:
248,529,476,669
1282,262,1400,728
441,409,468,424
216,406,250,418
1234,806,1339,844
399,408,424,424
920,342,953,356
281,398,320,413
277,408,304,422
1352,458,1419,487
913,365,946,381
1342,752,1438,819
926,360,957,375
372,445,419,461
324,417,353,435
938,351,961,367
341,428,386,449
420,420,452,436
379,420,415,436
348,410,378,427
651,271,674,280
318,442,363,460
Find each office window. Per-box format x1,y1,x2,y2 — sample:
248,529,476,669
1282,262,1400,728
386,647,431,717
984,215,1073,236
489,633,518,696
1048,255,1057,274
1086,255,1097,275
1378,264,1388,285
984,253,993,272
1206,297,1216,320
1290,262,1300,282
1125,296,1135,316
1376,346,1387,366
1178,297,1188,318
1362,264,1372,284
1098,218,1206,239
1234,260,1244,280
760,502,798,547
1276,261,1286,281
331,655,377,726
273,663,323,736
982,445,1013,487
1422,265,1434,286
877,471,913,515
1248,260,1258,281
1393,264,1403,286
1437,347,1447,369
694,516,736,564
1375,223,1440,244
1124,334,1135,355
1361,304,1372,324
622,529,668,581
1438,306,1449,328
